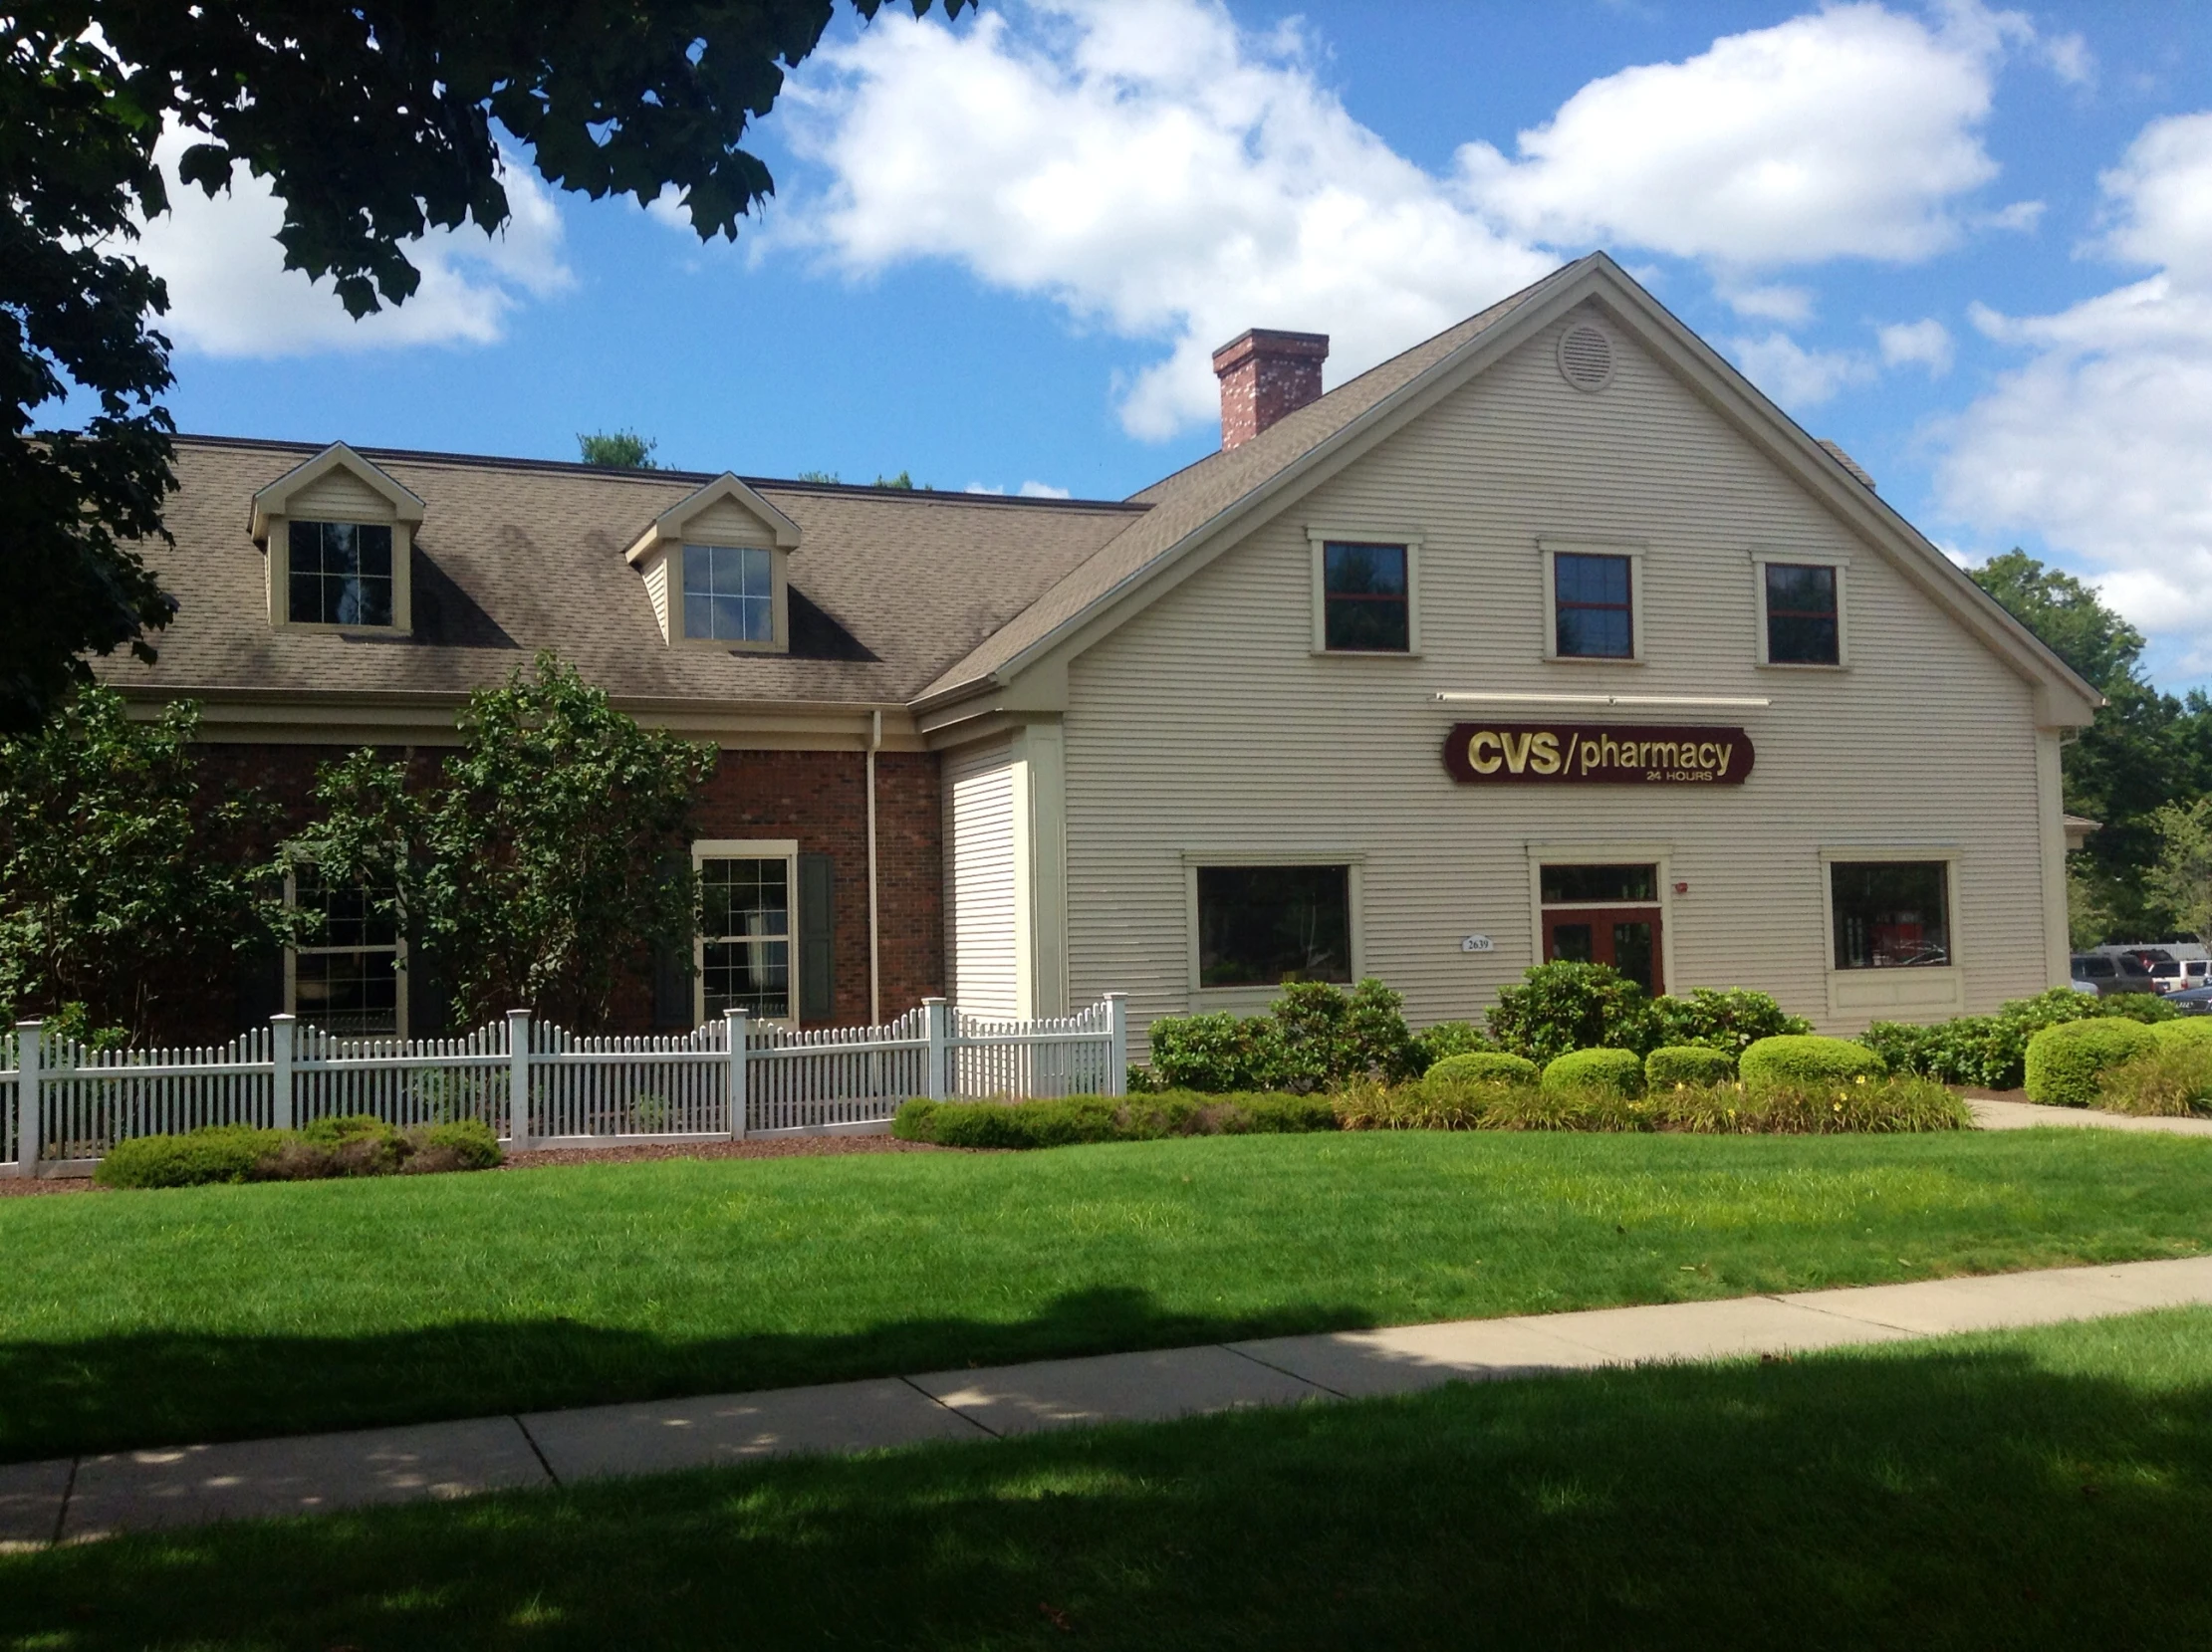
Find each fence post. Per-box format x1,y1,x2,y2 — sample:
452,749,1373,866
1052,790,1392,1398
725,1008,749,1141
507,1008,532,1152
1106,993,1127,1098
270,1014,296,1132
13,1022,38,1176
923,997,949,1100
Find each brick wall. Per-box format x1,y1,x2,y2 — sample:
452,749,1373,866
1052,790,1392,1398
153,742,943,1043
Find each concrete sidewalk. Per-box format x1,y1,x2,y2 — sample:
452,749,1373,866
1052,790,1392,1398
1968,1095,2212,1135
7,1253,2212,1548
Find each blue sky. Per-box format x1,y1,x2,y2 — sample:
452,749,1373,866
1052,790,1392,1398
131,1,2212,685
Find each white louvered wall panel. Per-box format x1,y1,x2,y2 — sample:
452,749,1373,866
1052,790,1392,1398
944,738,1023,1019
1063,304,2056,1049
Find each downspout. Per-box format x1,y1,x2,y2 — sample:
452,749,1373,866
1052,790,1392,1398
867,708,881,1026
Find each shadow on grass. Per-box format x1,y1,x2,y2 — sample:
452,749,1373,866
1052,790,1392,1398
0,1286,1381,1463
9,1312,2212,1649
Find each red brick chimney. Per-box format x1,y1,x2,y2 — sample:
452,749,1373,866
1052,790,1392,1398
1211,329,1329,450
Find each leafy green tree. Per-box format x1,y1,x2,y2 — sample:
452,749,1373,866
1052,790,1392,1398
292,654,715,1032
0,687,285,1033
578,429,659,468
2147,799,2212,946
1971,550,2212,938
3,1,969,734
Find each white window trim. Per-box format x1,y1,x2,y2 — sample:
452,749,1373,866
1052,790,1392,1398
267,513,414,635
1307,527,1422,656
1819,844,1963,978
671,541,792,654
1524,841,1675,996
283,864,408,1039
1181,852,1365,1010
693,837,801,1026
1537,537,1645,664
1751,550,1851,670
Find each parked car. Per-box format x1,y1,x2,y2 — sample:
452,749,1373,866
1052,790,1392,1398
2072,952,2159,996
2164,982,2212,1015
2151,957,2212,994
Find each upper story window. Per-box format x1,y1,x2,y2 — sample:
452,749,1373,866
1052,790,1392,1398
1762,561,1843,666
288,521,394,627
1321,542,1410,652
682,545,775,644
1553,552,1634,658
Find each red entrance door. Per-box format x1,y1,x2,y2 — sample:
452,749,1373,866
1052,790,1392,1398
1542,906,1663,996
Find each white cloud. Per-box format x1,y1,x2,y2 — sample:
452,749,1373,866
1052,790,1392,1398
1937,112,2212,655
1877,318,1955,374
1452,2,2035,268
1719,282,1816,324
1019,480,1073,498
1729,332,1875,406
777,0,1555,438
134,127,571,356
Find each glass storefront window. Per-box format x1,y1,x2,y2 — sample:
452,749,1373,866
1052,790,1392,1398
1197,865,1352,988
1540,863,1657,903
1831,860,1950,968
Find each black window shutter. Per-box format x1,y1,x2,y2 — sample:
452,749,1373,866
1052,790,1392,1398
651,853,695,1030
235,945,283,1034
799,852,835,1024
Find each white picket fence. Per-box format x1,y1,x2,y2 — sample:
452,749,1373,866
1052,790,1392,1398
0,995,1126,1174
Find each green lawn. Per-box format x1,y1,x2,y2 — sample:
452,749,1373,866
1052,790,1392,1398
8,1307,2212,1649
4,1130,2212,1463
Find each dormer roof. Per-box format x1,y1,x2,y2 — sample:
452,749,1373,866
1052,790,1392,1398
249,441,425,542
624,472,803,566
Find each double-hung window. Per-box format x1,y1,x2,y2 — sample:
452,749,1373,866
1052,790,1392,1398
1763,562,1842,665
288,521,394,627
697,842,796,1021
289,863,403,1036
1321,542,1410,652
1552,552,1635,658
682,545,775,644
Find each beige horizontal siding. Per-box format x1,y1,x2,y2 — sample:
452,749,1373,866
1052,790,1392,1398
1064,305,2052,1048
945,737,1022,1019
289,469,394,521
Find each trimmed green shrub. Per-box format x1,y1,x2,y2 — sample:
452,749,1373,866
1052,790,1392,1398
95,1125,281,1189
1425,1051,1540,1085
2150,1017,2212,1051
1863,986,2179,1090
1146,1011,1276,1093
1645,1045,1737,1087
2095,1041,2212,1116
1146,978,1423,1093
1540,1047,1645,1099
1488,962,1656,1062
1647,989,1811,1057
1412,1020,1491,1068
411,1118,503,1172
1739,1035,1882,1093
891,1091,1338,1149
2026,1017,2159,1106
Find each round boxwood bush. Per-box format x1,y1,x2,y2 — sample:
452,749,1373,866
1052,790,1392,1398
1738,1035,1882,1093
1540,1047,1645,1099
1645,1045,1737,1087
2151,1016,2212,1051
2026,1017,2160,1106
1426,1051,1540,1085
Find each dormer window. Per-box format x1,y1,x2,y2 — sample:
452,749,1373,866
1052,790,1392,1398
626,473,803,652
289,521,394,627
683,544,775,643
250,442,424,633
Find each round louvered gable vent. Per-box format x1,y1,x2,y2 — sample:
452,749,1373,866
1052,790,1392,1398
1557,325,1614,392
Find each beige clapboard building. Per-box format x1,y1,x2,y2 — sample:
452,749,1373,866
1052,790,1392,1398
126,254,2099,1050
914,254,2100,1044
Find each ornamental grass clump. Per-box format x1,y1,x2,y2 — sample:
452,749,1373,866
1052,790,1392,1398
2025,1018,2159,1107
1336,1071,1968,1134
1738,1035,1882,1093
2093,1041,2212,1116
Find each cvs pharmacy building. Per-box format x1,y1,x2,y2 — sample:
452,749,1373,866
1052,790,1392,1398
915,255,2097,1046
121,255,2095,1050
